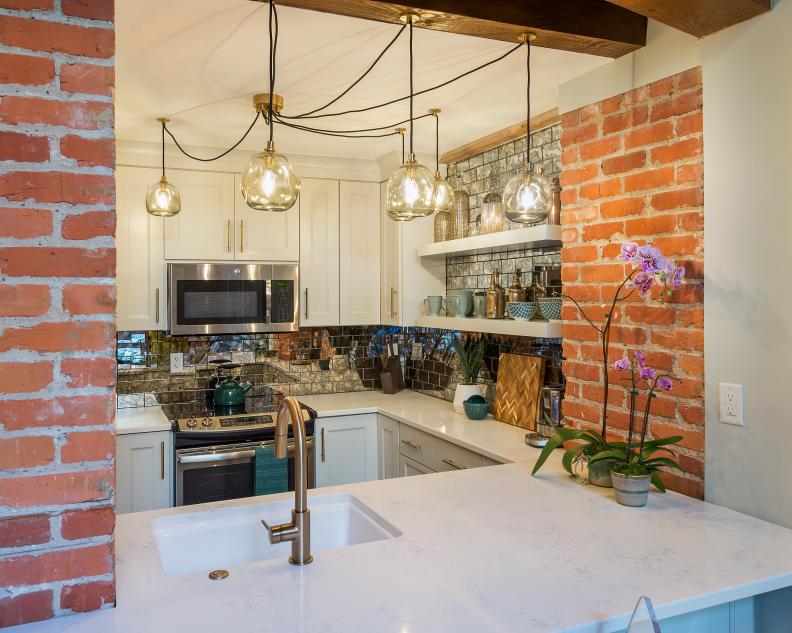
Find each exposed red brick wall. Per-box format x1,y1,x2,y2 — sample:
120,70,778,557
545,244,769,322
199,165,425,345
560,68,704,499
0,0,116,626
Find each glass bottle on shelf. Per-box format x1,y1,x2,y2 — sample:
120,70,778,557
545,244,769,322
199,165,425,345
527,268,546,304
507,267,527,303
449,189,470,240
486,267,506,319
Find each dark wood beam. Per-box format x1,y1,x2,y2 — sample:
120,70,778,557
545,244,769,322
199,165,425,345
266,0,647,58
604,0,771,37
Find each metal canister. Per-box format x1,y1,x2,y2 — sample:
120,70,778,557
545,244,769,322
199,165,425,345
486,268,506,319
537,384,564,438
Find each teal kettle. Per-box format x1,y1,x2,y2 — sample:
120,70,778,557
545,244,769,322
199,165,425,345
213,377,253,407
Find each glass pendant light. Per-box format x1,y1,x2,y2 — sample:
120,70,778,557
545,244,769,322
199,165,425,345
504,34,551,225
146,117,181,217
241,0,300,212
429,108,455,214
385,15,434,221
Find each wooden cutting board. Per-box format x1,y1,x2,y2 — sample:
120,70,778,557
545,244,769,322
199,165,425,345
494,353,545,430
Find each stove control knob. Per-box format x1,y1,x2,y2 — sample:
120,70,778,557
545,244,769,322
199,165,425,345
186,418,198,428
201,418,213,428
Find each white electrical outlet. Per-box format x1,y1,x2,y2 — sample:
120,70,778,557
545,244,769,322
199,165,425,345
718,383,744,426
170,352,184,374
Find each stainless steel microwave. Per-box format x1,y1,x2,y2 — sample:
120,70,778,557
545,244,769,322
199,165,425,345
167,263,299,335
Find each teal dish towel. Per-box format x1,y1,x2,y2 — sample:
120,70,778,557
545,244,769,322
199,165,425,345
254,444,288,496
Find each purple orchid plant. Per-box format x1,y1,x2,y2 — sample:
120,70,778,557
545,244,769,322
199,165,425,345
533,241,686,484
586,350,684,490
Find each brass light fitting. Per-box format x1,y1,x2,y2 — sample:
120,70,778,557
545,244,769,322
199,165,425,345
518,33,537,44
428,108,441,116
253,92,285,115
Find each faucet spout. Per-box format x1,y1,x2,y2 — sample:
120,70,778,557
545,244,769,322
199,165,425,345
262,396,313,565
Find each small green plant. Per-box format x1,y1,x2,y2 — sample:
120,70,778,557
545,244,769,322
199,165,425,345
452,337,485,386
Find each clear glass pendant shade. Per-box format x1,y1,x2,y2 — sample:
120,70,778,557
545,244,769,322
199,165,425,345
504,164,552,224
146,177,181,217
385,154,435,221
432,173,455,214
241,145,300,212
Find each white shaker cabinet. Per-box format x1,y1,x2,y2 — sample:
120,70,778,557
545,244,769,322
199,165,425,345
116,166,166,331
376,415,400,480
163,169,236,261
340,181,380,325
299,178,340,326
315,414,378,488
233,174,299,261
116,430,172,514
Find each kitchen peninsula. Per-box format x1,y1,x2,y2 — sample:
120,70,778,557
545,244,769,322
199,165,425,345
15,391,792,633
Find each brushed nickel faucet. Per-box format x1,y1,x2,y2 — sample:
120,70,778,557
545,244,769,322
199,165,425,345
261,396,313,565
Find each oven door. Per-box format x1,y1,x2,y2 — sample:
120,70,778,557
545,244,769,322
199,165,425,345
175,438,314,507
168,263,298,335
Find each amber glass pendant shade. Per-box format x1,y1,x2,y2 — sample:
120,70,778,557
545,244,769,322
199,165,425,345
146,177,181,217
385,154,435,220
241,144,301,212
504,164,552,224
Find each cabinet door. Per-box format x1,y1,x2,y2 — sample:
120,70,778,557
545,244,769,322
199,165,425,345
116,166,166,331
299,179,340,327
399,454,435,477
116,431,172,514
377,415,400,480
315,414,377,488
339,181,380,325
380,181,402,325
163,169,236,261
233,174,299,261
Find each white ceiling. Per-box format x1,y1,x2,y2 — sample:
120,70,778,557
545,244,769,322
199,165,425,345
116,0,609,161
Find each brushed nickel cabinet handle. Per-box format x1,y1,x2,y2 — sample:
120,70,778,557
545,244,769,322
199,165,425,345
400,439,421,451
441,458,465,470
304,288,309,320
227,219,232,252
239,219,244,253
320,427,325,462
160,441,165,479
155,288,160,324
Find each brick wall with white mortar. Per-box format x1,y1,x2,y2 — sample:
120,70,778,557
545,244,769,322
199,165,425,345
0,0,116,626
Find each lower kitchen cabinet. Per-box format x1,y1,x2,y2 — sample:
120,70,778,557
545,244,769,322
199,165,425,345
377,415,400,480
116,431,172,514
315,414,378,488
399,454,435,477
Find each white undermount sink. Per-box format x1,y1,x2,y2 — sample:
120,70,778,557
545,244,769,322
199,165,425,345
152,493,401,574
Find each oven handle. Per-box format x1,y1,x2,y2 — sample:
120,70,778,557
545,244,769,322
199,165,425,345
177,438,313,464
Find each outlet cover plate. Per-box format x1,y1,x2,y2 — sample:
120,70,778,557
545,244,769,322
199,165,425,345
718,382,744,426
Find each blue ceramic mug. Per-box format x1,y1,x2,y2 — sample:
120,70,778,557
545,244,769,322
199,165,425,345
423,295,445,316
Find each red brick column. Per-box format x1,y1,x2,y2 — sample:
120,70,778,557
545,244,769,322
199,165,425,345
559,68,704,498
0,0,116,626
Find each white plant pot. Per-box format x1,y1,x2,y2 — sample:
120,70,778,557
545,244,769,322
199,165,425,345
453,383,483,414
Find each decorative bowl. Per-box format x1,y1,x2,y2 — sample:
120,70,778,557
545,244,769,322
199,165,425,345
463,395,489,420
506,301,536,321
539,297,562,320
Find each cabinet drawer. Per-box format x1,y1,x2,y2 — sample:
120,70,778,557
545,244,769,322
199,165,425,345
398,424,482,472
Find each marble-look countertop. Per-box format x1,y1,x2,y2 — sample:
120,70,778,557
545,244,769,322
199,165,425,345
113,406,172,435
14,391,792,633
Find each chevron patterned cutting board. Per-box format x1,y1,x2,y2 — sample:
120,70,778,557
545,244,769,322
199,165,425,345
493,353,545,430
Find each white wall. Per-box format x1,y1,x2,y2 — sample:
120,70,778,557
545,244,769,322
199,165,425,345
558,3,792,529
701,0,792,527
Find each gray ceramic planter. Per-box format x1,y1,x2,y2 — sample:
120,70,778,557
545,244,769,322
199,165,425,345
611,470,651,507
587,459,613,488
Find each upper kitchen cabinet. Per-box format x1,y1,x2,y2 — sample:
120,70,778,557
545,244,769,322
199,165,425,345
339,181,380,325
380,181,445,326
233,173,299,262
116,165,166,331
300,178,340,327
163,169,235,261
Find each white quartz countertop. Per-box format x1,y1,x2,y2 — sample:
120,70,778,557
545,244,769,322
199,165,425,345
114,406,171,435
14,391,792,633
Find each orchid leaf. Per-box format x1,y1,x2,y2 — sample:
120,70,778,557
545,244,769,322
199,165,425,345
531,433,566,475
651,472,666,492
588,449,625,464
642,436,683,448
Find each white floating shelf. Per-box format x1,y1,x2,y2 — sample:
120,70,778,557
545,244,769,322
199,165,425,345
415,315,562,338
416,224,562,258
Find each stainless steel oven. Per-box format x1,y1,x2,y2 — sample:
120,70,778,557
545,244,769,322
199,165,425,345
175,438,314,507
167,262,299,335
172,408,315,507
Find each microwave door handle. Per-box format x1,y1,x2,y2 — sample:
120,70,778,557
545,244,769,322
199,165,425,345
265,279,272,323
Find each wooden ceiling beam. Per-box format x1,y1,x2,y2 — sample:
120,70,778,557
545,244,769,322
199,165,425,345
264,0,647,58
604,0,771,37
